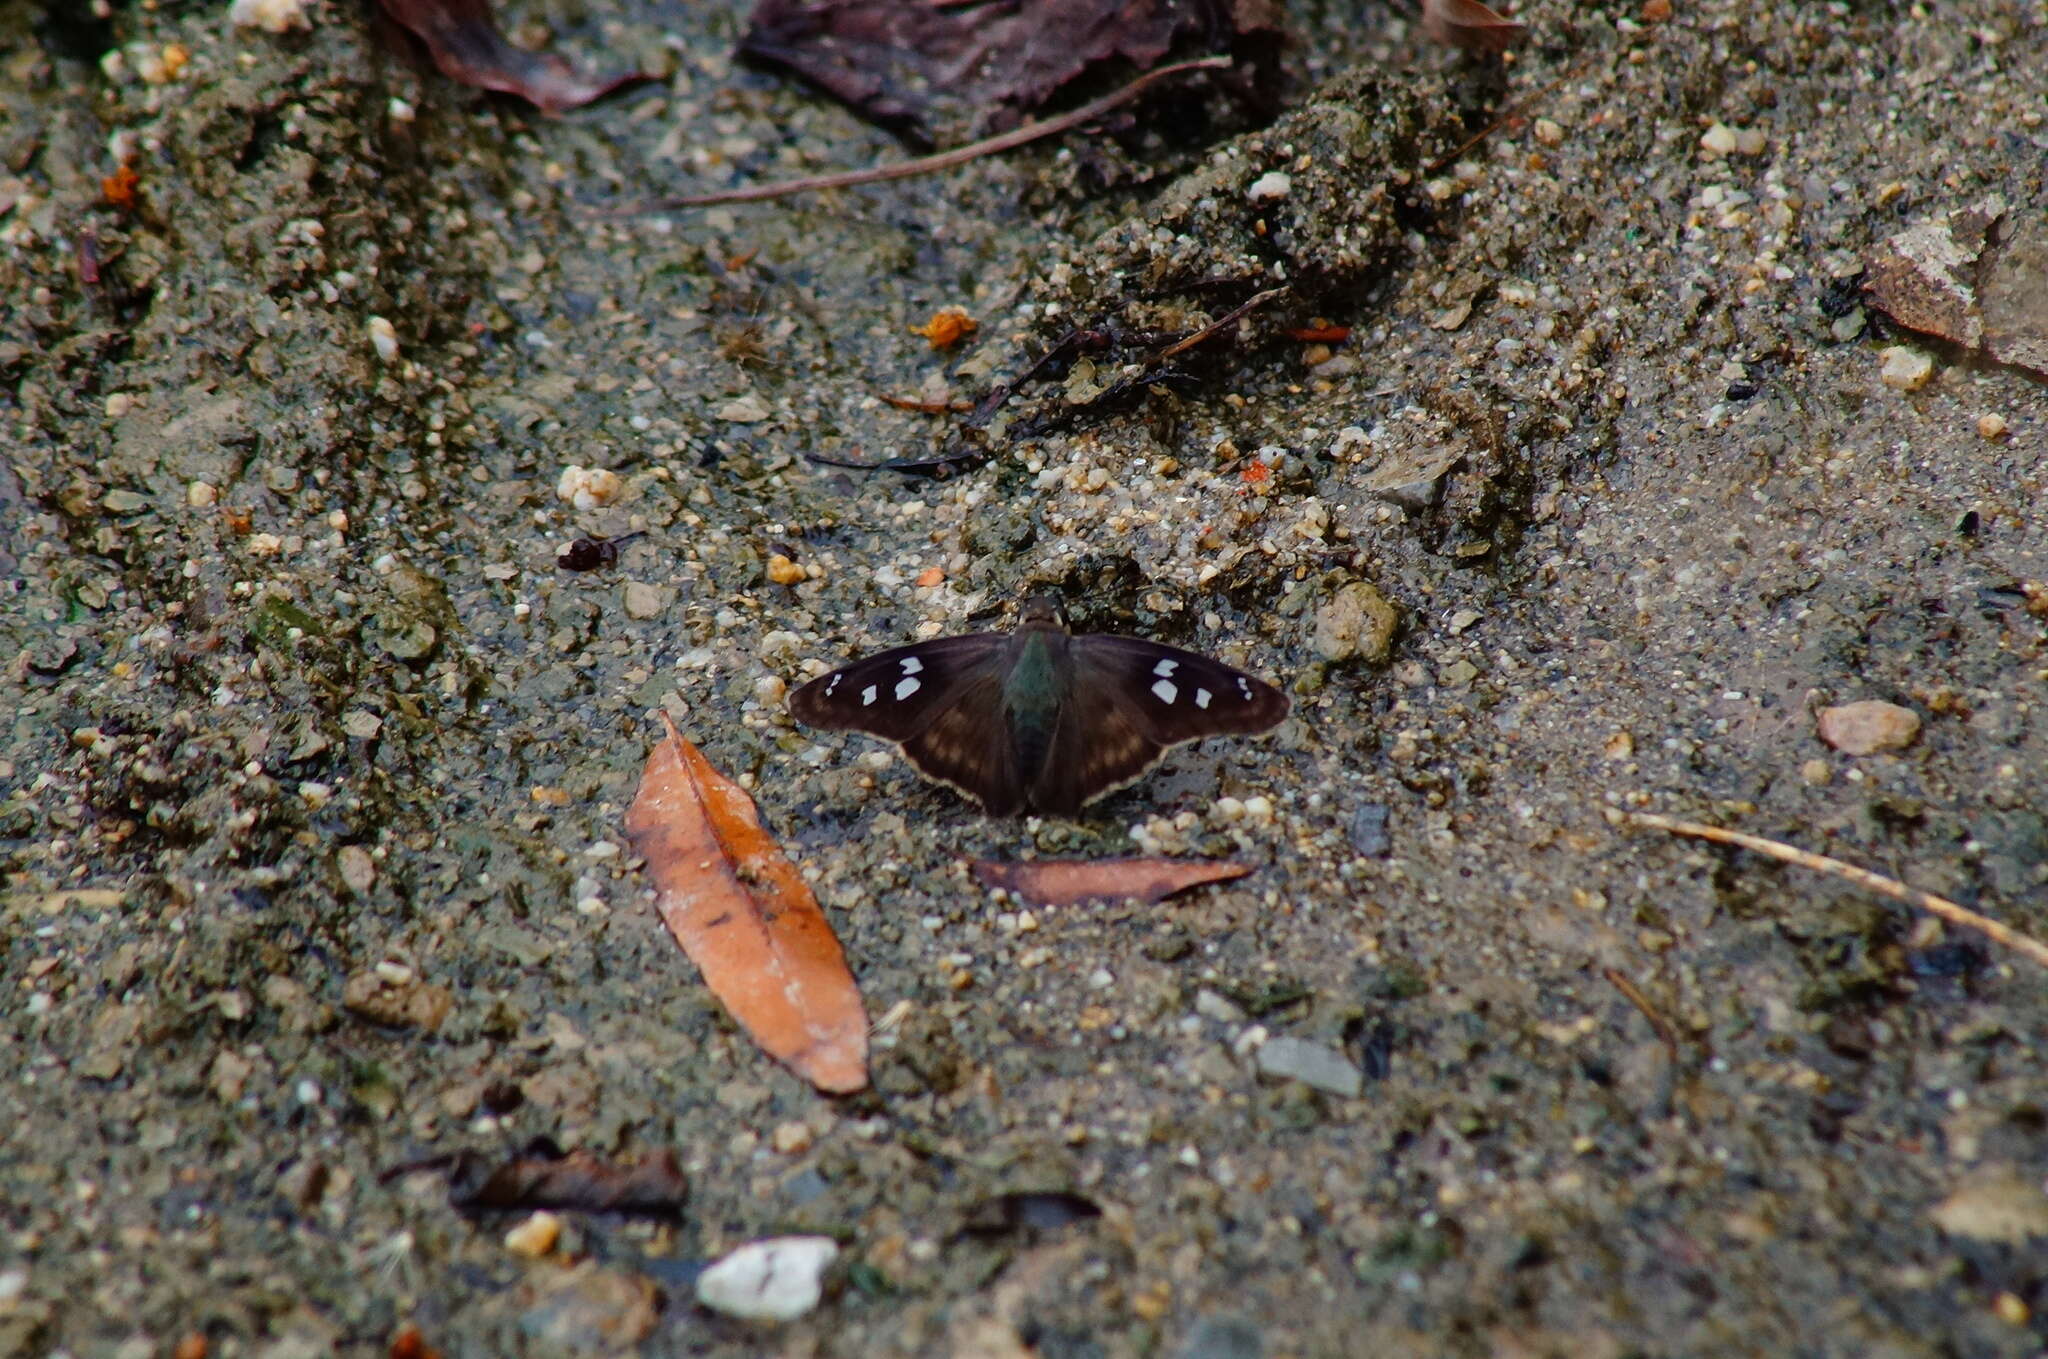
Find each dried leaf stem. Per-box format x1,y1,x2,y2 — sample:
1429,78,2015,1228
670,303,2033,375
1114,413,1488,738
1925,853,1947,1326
619,56,1234,212
1623,810,2048,971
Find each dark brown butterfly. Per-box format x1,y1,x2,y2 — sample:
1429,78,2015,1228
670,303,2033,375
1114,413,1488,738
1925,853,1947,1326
787,598,1289,816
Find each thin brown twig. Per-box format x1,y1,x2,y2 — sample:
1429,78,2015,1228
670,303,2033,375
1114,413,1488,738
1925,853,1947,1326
1621,810,2048,971
1602,966,1680,1063
612,56,1235,213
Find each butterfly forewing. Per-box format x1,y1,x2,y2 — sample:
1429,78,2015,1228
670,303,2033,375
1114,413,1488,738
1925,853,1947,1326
786,633,1009,743
1069,635,1290,746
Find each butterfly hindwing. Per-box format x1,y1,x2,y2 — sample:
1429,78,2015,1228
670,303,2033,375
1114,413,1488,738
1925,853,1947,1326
1026,689,1165,816
1070,635,1290,747
898,672,1026,816
786,633,1008,744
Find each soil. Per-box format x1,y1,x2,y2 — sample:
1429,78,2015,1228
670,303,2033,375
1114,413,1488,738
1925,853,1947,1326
4,1,2046,1356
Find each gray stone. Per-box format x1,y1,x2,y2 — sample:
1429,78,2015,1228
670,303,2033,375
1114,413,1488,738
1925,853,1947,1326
1255,1036,1362,1098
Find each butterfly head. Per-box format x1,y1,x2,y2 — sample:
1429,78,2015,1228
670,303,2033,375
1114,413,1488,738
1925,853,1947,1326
1016,595,1071,633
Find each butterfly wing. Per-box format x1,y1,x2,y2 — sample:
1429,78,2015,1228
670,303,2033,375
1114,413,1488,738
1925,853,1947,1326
1026,690,1165,816
788,633,1024,813
787,634,1008,742
1069,635,1290,747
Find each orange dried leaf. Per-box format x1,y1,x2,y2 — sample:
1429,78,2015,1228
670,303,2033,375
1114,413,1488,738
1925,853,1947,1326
625,716,868,1093
970,857,1251,907
1419,0,1526,52
102,165,140,210
910,307,977,349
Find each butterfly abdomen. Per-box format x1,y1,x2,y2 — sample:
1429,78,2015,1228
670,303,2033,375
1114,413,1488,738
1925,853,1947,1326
1002,630,1067,792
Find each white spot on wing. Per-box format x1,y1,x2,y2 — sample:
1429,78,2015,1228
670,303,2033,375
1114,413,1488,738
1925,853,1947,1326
1196,688,1213,709
1151,678,1178,704
861,684,879,706
1237,677,1253,700
825,674,841,697
895,676,921,700
1153,659,1178,677
901,656,923,675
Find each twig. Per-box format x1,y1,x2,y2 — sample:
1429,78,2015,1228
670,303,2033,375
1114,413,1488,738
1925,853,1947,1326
1423,58,1587,176
614,56,1235,213
1621,811,2048,971
1602,966,1679,1063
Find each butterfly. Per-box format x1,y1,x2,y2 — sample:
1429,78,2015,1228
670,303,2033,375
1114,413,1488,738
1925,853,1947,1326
787,597,1289,816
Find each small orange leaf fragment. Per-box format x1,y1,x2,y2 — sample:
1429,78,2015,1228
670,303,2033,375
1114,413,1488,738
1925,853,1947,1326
103,165,140,210
970,857,1251,907
1240,459,1271,487
1420,0,1526,51
910,307,977,349
915,566,945,587
625,716,868,1093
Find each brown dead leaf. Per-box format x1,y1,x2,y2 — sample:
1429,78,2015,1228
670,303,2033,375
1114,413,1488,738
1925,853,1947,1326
970,856,1250,907
739,0,1281,142
1419,0,1527,52
625,716,868,1093
446,1137,689,1215
1864,196,2048,377
375,0,642,113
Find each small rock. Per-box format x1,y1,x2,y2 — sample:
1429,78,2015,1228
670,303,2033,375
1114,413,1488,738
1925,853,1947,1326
366,315,400,364
504,1211,562,1259
518,1264,660,1351
716,393,772,423
230,0,311,32
696,1237,838,1321
1254,1036,1363,1098
1532,118,1563,147
1346,803,1391,857
1878,345,1935,391
1800,758,1832,786
555,465,622,511
1246,171,1291,204
1698,122,1739,157
1194,989,1246,1024
770,1120,813,1155
1311,581,1399,664
623,581,669,620
101,489,149,514
1816,700,1920,755
342,709,383,740
1177,1316,1264,1359
765,554,807,586
342,969,453,1032
1930,1170,2048,1242
210,1049,255,1102
1976,413,2009,440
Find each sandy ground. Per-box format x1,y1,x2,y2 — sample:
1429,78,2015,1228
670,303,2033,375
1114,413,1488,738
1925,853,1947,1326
4,0,2047,1355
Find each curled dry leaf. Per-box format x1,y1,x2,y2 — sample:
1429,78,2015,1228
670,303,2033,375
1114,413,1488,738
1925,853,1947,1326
450,1137,689,1215
970,856,1250,907
1419,0,1527,52
1864,196,2048,378
375,0,642,113
625,716,868,1093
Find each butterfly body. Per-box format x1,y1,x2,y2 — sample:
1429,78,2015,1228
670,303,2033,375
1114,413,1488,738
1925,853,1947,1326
788,598,1288,816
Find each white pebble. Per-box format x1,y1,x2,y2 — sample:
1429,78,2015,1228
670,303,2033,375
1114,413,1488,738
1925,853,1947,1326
1878,346,1934,391
555,465,623,511
1698,122,1739,156
1246,171,1292,204
366,315,399,364
696,1237,838,1321
229,0,312,32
